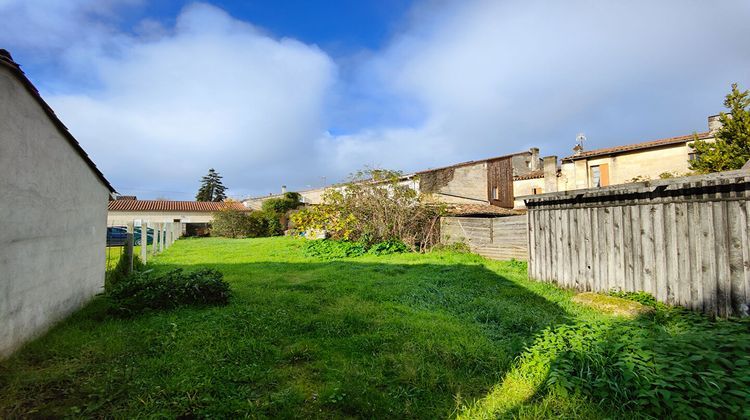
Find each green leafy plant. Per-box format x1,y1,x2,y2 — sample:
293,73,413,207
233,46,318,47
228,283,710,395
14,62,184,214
302,239,368,259
511,305,750,419
366,239,409,255
106,268,231,316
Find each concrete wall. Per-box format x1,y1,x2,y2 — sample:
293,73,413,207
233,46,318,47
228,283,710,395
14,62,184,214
425,162,489,204
513,177,545,209
0,68,110,358
558,142,699,191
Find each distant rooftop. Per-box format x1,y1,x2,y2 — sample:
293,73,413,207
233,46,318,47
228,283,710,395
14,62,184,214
562,132,713,162
108,200,249,212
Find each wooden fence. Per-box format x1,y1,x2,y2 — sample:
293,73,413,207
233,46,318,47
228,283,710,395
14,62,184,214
441,215,528,260
524,170,750,317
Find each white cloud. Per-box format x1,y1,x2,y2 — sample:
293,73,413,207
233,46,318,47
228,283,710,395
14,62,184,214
2,0,749,197
42,3,336,199
326,0,750,174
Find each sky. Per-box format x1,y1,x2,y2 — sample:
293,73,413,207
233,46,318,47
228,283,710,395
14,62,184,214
1,0,749,200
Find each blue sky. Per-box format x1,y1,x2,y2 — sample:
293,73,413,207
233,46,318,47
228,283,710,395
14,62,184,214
1,0,749,199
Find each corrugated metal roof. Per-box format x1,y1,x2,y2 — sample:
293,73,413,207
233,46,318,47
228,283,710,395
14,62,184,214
0,49,115,193
562,132,712,162
108,200,249,212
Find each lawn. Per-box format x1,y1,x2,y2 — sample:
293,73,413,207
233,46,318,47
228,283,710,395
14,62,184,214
1,237,748,418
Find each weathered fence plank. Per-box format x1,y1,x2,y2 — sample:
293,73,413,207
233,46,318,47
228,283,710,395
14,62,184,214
441,215,528,261
524,170,750,317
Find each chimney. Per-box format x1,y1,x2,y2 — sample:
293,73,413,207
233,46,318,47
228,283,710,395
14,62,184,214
708,114,723,134
543,156,558,193
281,185,287,194
529,147,540,171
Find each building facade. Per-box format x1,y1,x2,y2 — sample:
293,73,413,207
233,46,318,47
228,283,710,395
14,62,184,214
513,115,721,208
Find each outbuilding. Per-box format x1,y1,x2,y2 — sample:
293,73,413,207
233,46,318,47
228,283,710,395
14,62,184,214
0,50,115,357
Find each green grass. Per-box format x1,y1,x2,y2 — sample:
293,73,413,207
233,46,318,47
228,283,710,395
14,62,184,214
105,245,144,271
2,237,748,418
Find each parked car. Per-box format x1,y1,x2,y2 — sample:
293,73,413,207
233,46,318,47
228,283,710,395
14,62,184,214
134,227,154,246
106,226,127,247
106,226,154,246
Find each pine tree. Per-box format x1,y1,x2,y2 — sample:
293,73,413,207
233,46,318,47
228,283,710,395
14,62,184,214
196,168,228,202
689,83,750,173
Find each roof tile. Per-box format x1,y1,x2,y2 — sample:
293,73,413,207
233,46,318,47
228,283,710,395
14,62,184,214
108,200,249,212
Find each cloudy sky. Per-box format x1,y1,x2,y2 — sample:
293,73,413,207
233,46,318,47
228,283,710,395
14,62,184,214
2,0,749,199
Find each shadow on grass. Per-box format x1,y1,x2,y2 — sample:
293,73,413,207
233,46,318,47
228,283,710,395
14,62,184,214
461,303,750,419
1,260,574,419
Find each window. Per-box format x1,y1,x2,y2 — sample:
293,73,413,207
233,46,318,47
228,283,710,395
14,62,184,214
532,187,543,195
492,187,499,199
689,152,698,161
590,164,609,187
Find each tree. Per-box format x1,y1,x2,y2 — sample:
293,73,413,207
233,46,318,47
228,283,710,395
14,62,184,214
689,83,750,173
195,168,227,202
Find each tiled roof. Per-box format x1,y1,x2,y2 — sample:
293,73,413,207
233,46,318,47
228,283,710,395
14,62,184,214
108,200,249,212
514,170,544,180
445,204,523,216
0,49,115,193
562,132,712,162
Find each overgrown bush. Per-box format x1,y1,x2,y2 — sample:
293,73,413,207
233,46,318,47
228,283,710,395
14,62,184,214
302,239,409,259
262,192,303,235
291,168,443,251
106,268,231,316
105,252,144,292
211,207,268,238
512,303,750,418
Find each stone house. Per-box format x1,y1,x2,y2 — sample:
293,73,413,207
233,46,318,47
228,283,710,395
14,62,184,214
244,149,541,214
513,115,721,208
0,50,115,358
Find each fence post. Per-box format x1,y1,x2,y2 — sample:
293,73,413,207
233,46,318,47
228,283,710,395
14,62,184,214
125,221,134,275
140,220,148,263
158,223,165,252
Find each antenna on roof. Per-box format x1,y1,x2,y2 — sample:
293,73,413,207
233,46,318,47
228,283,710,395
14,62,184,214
574,133,586,155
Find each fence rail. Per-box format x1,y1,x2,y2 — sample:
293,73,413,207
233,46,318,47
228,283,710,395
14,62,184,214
525,170,750,318
441,215,528,260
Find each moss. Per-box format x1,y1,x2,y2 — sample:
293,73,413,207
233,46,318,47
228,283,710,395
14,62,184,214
572,292,653,318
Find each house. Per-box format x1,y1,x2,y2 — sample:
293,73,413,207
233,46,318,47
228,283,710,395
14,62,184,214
108,198,250,236
0,50,115,358
416,149,540,210
513,114,721,208
245,149,541,213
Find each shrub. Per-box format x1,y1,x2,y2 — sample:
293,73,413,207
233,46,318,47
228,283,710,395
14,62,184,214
262,192,303,235
107,268,231,316
105,252,144,292
211,207,268,238
291,168,444,251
